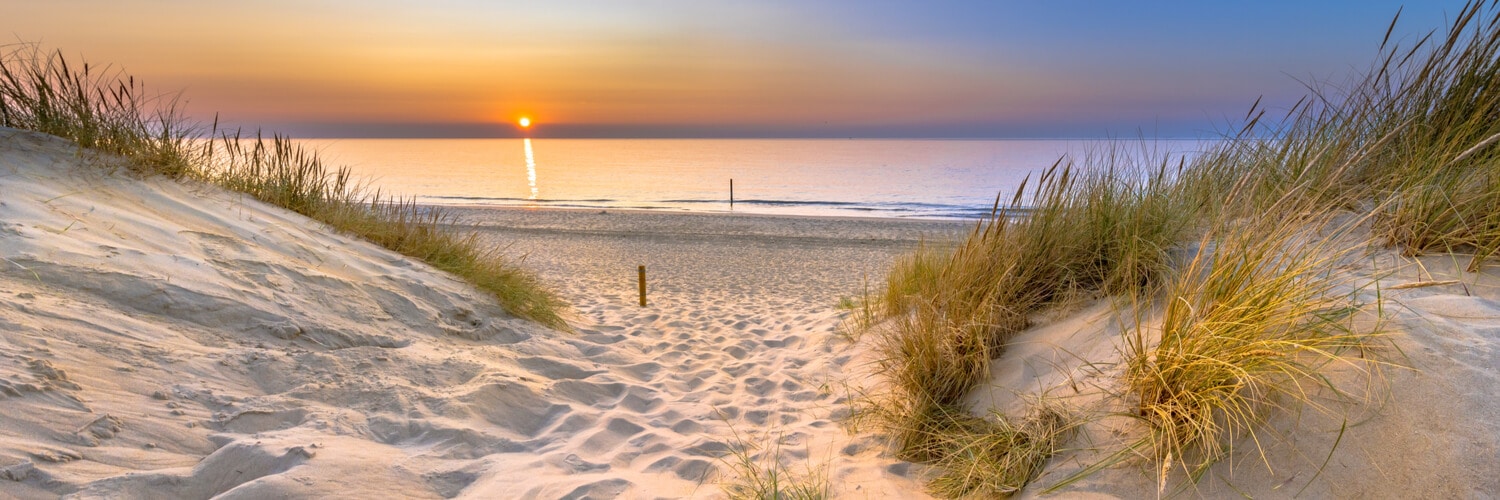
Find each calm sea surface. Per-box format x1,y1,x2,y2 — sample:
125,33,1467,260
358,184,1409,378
301,139,1212,219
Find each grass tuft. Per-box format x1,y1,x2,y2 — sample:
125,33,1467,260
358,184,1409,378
925,404,1074,498
717,422,830,500
1364,0,1500,271
1124,213,1373,480
868,147,1191,469
0,45,197,177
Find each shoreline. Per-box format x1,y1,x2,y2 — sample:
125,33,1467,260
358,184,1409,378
440,202,991,224
440,204,975,244
424,201,1001,223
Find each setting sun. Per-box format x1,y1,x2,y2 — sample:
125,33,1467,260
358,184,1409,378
518,117,532,128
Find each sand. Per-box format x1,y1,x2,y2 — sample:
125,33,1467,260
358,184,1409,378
0,126,965,498
4,124,1497,499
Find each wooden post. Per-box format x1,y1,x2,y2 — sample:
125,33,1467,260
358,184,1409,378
637,265,647,307
730,179,734,207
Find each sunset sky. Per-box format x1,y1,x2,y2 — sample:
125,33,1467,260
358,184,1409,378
2,1,1469,138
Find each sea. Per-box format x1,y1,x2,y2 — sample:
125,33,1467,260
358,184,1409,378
300,139,1214,220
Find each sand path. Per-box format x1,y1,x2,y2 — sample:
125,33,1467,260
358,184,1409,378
451,208,967,497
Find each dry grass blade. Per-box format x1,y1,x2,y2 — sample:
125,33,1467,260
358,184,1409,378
1124,214,1375,479
1386,279,1462,290
717,419,830,500
926,404,1075,498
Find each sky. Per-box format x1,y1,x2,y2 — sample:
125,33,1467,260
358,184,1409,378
0,0,1473,138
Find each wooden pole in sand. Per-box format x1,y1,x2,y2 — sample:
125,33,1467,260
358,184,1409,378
638,265,647,307
730,179,734,207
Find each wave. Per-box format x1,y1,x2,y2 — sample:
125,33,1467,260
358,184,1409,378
431,195,618,203
425,194,1015,220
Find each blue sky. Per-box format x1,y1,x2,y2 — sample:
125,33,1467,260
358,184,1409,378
1,0,1471,137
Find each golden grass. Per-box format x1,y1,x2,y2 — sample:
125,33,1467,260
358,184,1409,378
1124,212,1373,480
0,45,568,329
205,132,569,328
0,44,197,177
924,404,1075,498
1179,1,1500,269
866,150,1190,491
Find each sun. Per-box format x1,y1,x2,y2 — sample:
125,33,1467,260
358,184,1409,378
518,117,532,128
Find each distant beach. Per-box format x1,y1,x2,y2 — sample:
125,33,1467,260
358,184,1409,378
443,205,972,309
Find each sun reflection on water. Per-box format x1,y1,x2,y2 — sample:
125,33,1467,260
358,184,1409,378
523,138,538,201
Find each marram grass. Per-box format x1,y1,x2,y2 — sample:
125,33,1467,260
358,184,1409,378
924,404,1074,498
1365,1,1500,270
865,148,1190,495
0,45,196,177
0,45,568,329
1124,213,1374,481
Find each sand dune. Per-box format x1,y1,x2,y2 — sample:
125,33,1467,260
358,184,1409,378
0,127,959,498
966,234,1500,497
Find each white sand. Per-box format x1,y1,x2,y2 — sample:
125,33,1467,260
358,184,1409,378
0,127,964,498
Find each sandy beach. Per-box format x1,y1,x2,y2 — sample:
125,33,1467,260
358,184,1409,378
0,126,964,498
3,122,1499,499
443,206,969,313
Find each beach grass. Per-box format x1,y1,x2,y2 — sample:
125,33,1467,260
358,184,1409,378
861,1,1500,495
0,45,197,178
922,403,1074,498
1365,2,1500,271
868,149,1191,466
0,45,567,329
1124,212,1373,482
5,0,1500,495
717,423,830,500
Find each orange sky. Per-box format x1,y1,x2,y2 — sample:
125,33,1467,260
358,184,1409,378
8,2,1056,128
1,0,1464,137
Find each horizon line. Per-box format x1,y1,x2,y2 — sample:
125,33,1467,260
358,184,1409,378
281,135,1226,140
220,120,1242,141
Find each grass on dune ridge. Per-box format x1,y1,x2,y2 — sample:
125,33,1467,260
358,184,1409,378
863,1,1500,496
865,143,1191,496
0,44,568,330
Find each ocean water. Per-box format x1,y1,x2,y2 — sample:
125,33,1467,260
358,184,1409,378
301,138,1211,219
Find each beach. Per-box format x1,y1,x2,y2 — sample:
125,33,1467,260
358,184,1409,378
453,208,969,497
3,122,1499,499
0,126,962,498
